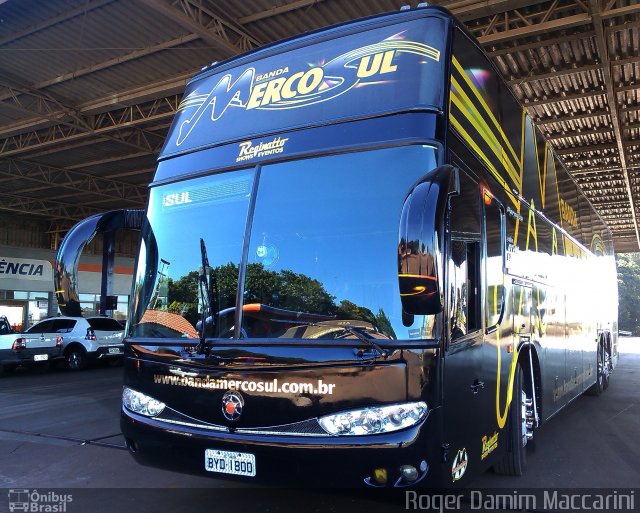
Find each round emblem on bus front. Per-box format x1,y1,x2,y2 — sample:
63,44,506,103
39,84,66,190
222,391,244,421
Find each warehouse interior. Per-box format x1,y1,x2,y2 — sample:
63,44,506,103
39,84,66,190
1,0,639,267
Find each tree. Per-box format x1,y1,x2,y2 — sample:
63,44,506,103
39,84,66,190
163,262,399,338
374,309,396,339
167,270,199,325
617,253,640,334
244,264,337,315
336,299,376,324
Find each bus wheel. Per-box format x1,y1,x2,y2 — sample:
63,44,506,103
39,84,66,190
602,337,611,390
588,338,609,396
494,365,531,476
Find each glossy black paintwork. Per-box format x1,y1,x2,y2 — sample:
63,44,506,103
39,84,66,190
121,403,444,487
120,8,458,488
125,342,439,428
111,4,619,490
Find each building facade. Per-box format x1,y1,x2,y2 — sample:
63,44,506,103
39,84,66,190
0,245,133,331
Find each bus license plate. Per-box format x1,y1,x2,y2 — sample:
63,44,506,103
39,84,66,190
34,354,49,361
204,449,256,477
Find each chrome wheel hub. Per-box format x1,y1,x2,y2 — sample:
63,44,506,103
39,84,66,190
603,350,611,379
597,344,610,385
521,390,534,447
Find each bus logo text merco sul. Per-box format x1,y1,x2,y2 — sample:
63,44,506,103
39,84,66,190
175,36,440,146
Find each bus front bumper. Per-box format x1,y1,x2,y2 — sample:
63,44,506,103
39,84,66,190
121,409,439,488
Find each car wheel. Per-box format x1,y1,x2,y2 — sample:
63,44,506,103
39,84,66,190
66,348,88,371
494,365,533,476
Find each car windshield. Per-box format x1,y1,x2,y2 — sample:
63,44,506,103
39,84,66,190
128,145,439,341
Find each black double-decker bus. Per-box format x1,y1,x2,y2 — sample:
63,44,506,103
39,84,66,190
55,5,617,488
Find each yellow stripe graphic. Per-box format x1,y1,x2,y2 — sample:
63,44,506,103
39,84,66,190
450,83,521,188
449,114,519,208
495,329,520,429
452,56,520,168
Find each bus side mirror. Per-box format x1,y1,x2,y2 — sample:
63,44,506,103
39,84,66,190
398,165,459,316
55,209,145,317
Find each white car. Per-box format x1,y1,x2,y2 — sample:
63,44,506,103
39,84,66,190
25,316,124,370
0,316,64,375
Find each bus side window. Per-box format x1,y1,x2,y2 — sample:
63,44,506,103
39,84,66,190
483,193,505,331
448,171,481,341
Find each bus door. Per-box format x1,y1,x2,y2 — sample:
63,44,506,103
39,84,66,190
512,281,533,400
479,187,507,466
442,168,492,484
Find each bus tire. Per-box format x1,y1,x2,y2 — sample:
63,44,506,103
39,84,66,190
493,365,528,476
602,334,612,390
587,337,609,396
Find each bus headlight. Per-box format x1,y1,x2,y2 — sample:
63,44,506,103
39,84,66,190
122,387,166,417
318,402,427,435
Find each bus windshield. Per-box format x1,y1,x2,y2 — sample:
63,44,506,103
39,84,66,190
128,145,439,341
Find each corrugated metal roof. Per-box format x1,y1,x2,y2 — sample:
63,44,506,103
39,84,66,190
1,0,640,251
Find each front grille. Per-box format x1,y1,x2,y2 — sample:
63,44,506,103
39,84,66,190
238,419,327,436
154,407,328,437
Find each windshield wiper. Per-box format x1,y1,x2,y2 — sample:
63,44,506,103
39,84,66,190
285,321,390,359
341,324,390,359
197,238,217,353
